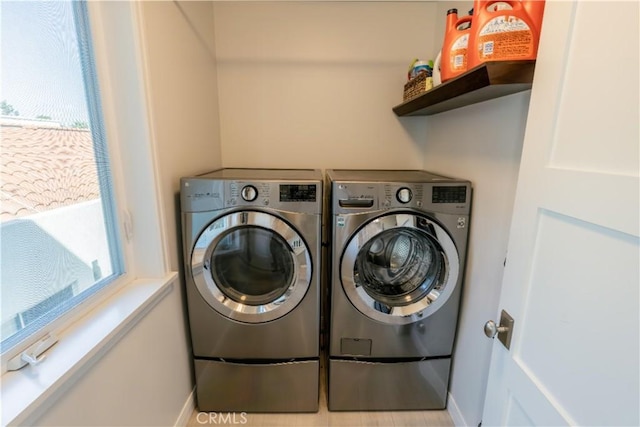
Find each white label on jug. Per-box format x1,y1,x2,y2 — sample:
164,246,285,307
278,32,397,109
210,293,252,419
479,16,530,36
478,16,533,59
450,34,469,71
452,34,469,50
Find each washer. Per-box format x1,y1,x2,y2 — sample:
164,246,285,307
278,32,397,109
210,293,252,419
181,168,322,413
326,169,472,411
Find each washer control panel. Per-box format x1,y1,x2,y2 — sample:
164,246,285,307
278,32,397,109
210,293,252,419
333,181,470,215
382,184,425,209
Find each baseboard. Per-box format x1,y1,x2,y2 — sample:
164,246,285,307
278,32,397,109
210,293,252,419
447,392,469,427
175,387,196,427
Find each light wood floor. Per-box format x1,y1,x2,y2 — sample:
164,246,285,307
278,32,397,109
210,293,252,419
186,364,454,427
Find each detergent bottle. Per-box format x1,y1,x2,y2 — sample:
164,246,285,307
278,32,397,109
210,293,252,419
467,0,546,69
440,8,474,82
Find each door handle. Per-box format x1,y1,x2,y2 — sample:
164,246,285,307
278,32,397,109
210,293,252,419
484,309,514,350
484,320,509,337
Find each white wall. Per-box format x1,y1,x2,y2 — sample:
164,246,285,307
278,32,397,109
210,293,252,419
423,92,530,426
138,1,223,272
30,284,192,427
214,1,433,170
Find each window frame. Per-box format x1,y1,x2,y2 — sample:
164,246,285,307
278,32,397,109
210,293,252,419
0,0,169,374
0,1,125,357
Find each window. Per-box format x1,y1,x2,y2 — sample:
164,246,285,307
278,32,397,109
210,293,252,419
1,1,123,354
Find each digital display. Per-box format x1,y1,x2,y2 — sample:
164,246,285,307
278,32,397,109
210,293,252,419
280,184,317,202
432,186,467,204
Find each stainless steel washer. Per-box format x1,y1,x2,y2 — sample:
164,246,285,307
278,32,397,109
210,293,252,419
326,169,472,411
181,169,322,412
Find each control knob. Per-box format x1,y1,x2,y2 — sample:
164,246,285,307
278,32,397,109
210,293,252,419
241,185,258,202
396,187,412,204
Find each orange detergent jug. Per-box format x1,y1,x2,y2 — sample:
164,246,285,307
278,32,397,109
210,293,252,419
441,9,473,83
467,0,545,69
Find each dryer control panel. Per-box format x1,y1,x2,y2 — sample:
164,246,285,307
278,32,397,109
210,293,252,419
225,181,320,214
180,177,321,214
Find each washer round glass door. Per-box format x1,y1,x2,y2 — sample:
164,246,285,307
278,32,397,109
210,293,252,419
341,213,459,325
191,211,311,323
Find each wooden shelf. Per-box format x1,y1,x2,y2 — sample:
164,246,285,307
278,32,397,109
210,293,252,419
392,60,536,117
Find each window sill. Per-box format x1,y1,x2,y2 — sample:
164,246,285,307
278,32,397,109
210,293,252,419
1,272,178,426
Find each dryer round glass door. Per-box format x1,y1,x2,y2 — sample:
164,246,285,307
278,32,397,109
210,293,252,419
340,213,459,325
191,211,311,323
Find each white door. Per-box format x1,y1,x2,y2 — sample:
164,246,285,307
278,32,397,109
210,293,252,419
482,1,639,426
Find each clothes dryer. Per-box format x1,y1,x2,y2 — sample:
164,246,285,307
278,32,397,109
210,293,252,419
326,169,471,411
181,168,322,412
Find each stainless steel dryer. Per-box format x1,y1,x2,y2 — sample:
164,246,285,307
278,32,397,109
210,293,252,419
326,169,471,411
181,168,322,413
